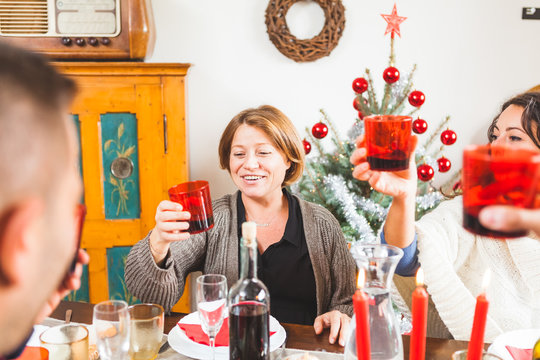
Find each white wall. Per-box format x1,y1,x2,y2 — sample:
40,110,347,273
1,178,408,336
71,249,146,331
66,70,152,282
148,0,540,198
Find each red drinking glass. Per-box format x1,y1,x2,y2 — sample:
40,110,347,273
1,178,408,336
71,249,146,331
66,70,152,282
364,115,413,171
168,180,214,234
462,144,540,238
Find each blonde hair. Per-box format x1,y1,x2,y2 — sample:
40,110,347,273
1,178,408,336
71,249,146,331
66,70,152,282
218,105,305,186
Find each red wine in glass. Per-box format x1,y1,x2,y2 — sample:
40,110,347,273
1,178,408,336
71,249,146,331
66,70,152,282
229,301,270,360
188,214,214,234
463,206,527,239
364,115,412,172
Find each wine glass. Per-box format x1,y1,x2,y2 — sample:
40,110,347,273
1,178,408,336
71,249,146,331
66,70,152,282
196,274,228,360
93,300,130,360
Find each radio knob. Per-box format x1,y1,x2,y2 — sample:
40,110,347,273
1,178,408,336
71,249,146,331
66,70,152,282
61,37,72,46
88,37,99,47
75,38,85,46
101,37,111,46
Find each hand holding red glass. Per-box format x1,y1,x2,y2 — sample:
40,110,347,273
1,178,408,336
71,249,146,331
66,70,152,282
462,144,540,238
168,180,214,234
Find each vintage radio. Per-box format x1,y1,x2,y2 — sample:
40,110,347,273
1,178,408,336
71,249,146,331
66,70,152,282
0,0,155,60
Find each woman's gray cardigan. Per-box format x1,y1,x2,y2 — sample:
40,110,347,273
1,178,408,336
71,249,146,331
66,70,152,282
125,192,356,317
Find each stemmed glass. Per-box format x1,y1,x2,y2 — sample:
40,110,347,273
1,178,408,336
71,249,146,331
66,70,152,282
93,300,130,360
196,274,228,360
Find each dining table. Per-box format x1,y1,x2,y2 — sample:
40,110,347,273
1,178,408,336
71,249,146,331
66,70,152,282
50,301,481,360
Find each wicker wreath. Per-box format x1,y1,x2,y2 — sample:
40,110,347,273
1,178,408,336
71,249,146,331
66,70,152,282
265,0,346,62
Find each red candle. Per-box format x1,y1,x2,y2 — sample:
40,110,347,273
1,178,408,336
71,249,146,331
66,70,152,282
410,268,428,360
353,269,370,360
467,270,491,360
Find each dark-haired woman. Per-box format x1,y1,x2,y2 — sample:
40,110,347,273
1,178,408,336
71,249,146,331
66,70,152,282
350,92,540,340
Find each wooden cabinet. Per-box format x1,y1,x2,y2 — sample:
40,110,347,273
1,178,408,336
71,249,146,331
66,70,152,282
54,62,191,312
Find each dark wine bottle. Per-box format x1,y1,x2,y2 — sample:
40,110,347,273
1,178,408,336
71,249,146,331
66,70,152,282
228,222,270,360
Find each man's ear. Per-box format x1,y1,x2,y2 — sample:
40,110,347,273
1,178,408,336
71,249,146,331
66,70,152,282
0,199,44,286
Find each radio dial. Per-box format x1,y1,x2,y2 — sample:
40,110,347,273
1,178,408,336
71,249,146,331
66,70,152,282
88,38,99,47
61,37,72,46
75,38,85,46
101,38,111,46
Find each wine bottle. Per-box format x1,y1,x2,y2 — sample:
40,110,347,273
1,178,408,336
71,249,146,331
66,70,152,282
228,222,271,360
533,337,540,360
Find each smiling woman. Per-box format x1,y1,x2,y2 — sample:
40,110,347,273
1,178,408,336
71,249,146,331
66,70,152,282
125,105,356,347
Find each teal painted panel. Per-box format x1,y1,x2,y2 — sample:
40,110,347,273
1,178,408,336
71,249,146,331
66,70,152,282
107,246,140,305
64,263,89,303
101,113,141,219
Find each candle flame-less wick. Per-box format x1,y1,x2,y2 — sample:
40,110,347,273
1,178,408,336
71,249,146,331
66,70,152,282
481,268,491,293
416,267,424,287
357,268,366,289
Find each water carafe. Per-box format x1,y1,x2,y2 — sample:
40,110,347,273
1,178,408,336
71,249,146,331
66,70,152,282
345,243,404,360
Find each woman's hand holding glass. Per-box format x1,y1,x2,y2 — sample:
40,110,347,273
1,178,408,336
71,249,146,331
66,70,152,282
350,134,419,249
350,135,418,199
149,200,191,264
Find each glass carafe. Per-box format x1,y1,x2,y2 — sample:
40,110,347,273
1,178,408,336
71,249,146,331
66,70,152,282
345,243,404,360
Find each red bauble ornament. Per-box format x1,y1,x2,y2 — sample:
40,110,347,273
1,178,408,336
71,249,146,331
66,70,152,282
358,111,364,120
417,164,434,182
302,139,311,155
408,90,425,107
352,77,368,93
437,156,452,172
412,118,428,134
441,129,457,145
312,122,328,139
383,66,400,84
353,97,361,111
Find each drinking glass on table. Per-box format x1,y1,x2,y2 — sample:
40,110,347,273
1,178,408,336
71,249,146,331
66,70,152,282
93,300,130,360
128,303,164,360
451,350,503,359
39,324,89,360
196,274,228,360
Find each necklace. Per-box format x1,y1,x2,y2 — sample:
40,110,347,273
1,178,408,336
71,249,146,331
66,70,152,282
245,209,278,227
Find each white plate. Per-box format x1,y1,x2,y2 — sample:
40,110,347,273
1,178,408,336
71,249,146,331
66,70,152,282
487,328,540,360
168,311,286,360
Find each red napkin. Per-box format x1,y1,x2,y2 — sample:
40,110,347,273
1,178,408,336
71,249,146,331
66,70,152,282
178,318,276,347
14,347,48,359
178,318,230,347
505,345,532,360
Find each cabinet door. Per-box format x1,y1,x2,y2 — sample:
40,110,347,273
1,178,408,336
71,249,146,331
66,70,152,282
71,76,166,304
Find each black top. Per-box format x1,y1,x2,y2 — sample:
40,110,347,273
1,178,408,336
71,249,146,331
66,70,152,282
236,189,318,325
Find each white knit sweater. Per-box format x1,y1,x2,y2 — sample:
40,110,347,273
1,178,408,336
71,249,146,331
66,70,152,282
395,197,540,341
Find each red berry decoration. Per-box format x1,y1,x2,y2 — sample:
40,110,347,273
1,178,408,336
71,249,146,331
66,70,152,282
352,77,368,93
302,139,311,155
441,129,457,145
312,122,328,139
358,111,364,120
412,118,428,134
417,164,434,182
353,97,362,111
408,90,425,107
437,156,452,173
383,66,400,84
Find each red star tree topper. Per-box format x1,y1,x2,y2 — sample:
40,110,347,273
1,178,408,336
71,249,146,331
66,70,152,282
381,4,407,39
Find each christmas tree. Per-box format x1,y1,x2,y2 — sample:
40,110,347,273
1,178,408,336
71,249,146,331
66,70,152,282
293,4,460,244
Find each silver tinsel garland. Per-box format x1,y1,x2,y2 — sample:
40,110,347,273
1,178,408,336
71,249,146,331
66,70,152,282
416,191,444,211
323,174,379,243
